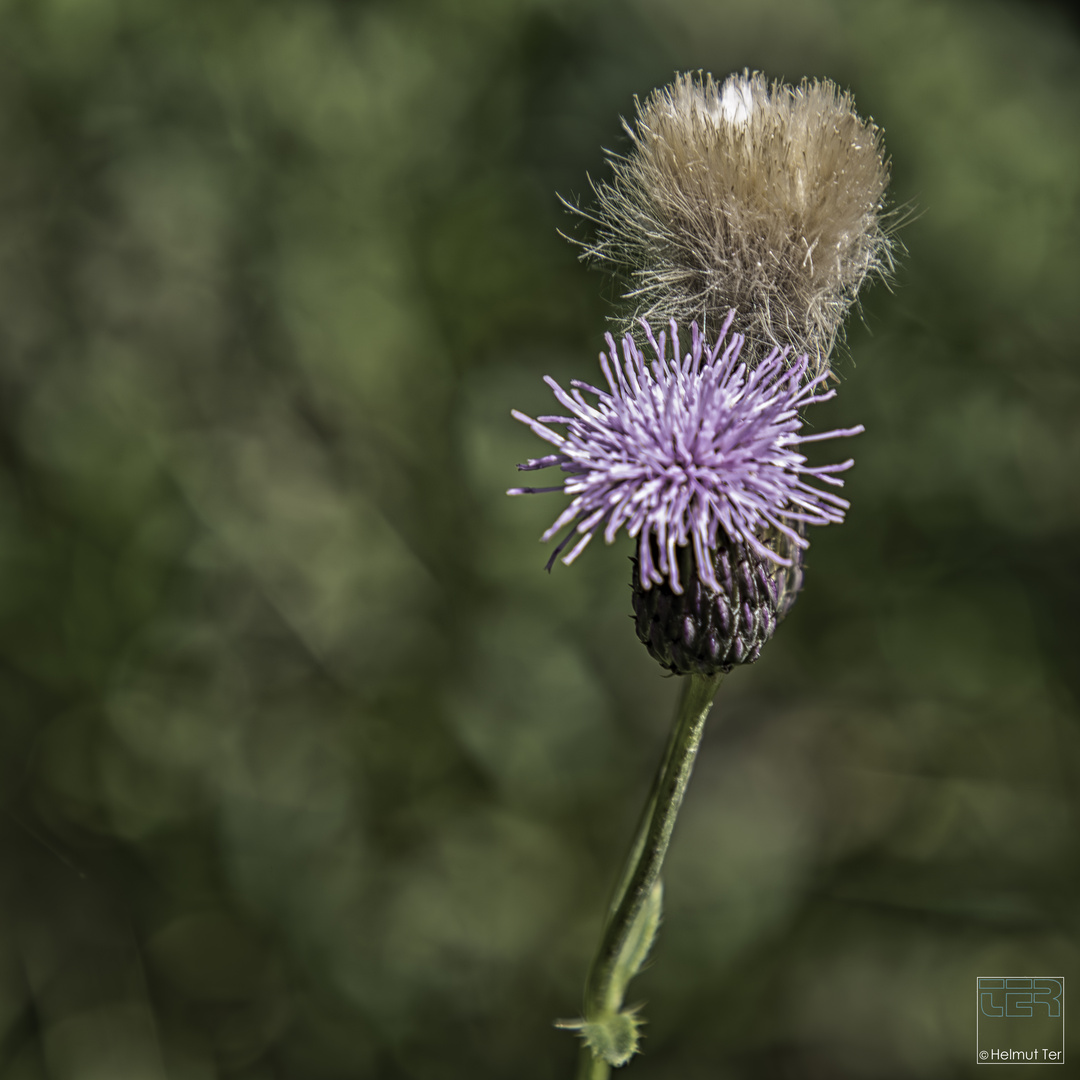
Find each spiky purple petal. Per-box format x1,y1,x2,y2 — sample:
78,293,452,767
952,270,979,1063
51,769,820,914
509,313,863,595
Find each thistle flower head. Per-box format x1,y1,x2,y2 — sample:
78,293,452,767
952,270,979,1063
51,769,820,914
509,312,863,595
567,70,893,372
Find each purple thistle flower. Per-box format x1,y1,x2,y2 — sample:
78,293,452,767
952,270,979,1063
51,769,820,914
509,312,863,595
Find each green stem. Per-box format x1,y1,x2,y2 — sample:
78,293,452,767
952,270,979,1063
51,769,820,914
575,671,723,1076
576,1042,611,1080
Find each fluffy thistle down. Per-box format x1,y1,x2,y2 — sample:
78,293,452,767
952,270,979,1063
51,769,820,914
566,71,893,373
508,312,863,597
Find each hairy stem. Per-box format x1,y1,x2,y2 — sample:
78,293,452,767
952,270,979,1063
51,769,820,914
574,671,723,1076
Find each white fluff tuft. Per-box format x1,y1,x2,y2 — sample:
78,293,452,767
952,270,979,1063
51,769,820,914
564,71,895,373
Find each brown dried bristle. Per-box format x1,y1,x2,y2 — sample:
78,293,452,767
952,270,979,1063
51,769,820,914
568,71,893,373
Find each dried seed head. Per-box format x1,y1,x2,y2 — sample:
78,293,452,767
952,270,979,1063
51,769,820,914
567,71,893,373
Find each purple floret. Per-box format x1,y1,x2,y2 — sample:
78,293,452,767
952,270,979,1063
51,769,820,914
509,312,863,595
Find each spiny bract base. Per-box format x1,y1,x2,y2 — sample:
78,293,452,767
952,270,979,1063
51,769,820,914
632,536,800,676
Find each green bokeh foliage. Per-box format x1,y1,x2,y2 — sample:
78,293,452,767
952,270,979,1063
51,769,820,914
1,1,1079,1077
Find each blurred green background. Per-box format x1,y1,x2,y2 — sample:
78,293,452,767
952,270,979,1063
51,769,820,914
1,0,1079,1077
